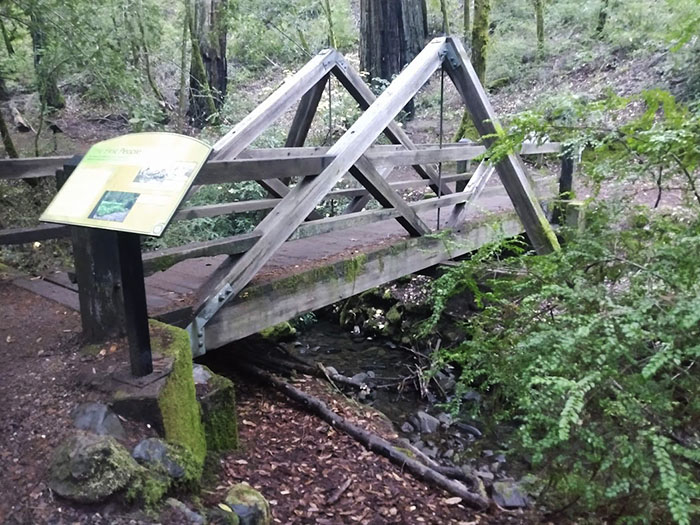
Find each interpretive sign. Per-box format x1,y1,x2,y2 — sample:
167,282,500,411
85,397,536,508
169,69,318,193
41,132,211,236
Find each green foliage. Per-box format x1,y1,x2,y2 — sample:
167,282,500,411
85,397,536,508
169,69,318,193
428,207,700,523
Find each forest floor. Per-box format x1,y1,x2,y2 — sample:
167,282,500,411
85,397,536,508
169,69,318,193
0,270,540,525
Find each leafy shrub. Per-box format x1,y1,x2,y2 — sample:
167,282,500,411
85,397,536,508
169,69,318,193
429,207,699,523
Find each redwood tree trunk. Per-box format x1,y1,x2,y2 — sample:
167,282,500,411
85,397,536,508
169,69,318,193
471,0,490,84
360,0,426,119
188,0,227,127
29,12,64,109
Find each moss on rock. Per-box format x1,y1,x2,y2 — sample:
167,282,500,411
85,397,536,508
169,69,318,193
199,370,239,452
149,320,206,476
48,432,138,504
259,322,296,342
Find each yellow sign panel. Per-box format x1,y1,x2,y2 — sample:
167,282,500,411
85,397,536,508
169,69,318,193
41,132,211,237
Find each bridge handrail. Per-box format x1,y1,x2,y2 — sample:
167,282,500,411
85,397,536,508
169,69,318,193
0,142,564,255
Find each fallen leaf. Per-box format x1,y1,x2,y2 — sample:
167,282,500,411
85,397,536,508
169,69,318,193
218,503,233,513
444,497,462,505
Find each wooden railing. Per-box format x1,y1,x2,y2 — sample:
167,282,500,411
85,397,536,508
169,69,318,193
0,140,566,273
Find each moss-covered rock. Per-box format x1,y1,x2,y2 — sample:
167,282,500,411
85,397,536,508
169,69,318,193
259,322,296,342
224,482,271,525
149,321,207,477
48,432,138,504
196,367,239,452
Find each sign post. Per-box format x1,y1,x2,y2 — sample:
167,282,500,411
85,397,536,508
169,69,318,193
41,133,211,377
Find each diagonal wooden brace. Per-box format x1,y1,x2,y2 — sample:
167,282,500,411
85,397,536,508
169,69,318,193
442,37,559,254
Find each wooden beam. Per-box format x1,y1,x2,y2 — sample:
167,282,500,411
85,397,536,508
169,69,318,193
332,54,452,198
204,208,529,348
142,232,260,275
0,156,70,180
445,161,496,230
174,199,281,220
285,75,328,148
349,157,430,236
192,38,448,318
0,223,70,245
343,165,393,214
443,37,559,254
212,49,339,161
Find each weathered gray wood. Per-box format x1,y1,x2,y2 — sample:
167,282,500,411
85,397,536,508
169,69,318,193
142,231,261,275
174,199,281,220
196,155,330,184
205,208,527,347
285,75,328,149
553,148,575,225
443,37,559,254
332,54,452,197
212,49,339,160
343,165,393,214
445,161,495,229
350,157,430,236
13,277,80,311
0,156,69,180
192,38,447,317
0,223,70,245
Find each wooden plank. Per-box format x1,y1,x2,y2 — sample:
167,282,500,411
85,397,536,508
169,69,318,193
204,208,528,348
343,165,393,214
443,37,559,254
192,38,448,318
553,148,575,225
285,75,328,148
332,55,452,197
13,277,80,311
445,161,496,230
142,231,260,275
349,157,430,236
196,155,330,184
0,156,70,180
174,199,281,220
0,223,70,245
212,49,339,160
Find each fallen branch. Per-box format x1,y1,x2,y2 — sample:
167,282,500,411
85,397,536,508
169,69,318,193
327,478,352,505
239,362,490,511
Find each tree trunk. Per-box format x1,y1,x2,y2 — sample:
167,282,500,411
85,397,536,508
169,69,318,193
0,18,14,56
360,0,426,119
463,0,471,41
471,0,490,84
439,0,450,34
192,0,227,109
596,0,609,36
535,0,544,56
29,12,64,109
0,106,18,158
186,0,222,127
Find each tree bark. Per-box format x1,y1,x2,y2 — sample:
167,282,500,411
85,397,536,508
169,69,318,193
535,0,544,56
191,0,227,109
186,0,222,127
0,106,18,158
360,0,426,119
471,0,490,84
440,0,450,34
463,0,471,41
29,12,64,109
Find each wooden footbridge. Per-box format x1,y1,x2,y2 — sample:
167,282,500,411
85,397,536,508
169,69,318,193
1,37,573,362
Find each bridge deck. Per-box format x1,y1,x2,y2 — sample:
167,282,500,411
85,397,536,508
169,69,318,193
16,176,556,350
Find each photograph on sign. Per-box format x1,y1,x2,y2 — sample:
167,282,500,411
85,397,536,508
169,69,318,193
40,133,211,237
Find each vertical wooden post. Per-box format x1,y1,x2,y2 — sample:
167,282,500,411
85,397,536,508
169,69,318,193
553,146,575,225
62,157,127,342
117,232,153,377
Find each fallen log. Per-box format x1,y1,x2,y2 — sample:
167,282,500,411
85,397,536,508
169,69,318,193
244,353,367,390
238,361,490,511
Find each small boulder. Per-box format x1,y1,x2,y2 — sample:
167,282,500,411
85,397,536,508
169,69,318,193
72,402,126,440
132,438,191,480
224,482,271,525
492,480,530,509
48,432,138,503
259,322,296,342
410,411,440,434
196,367,239,452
